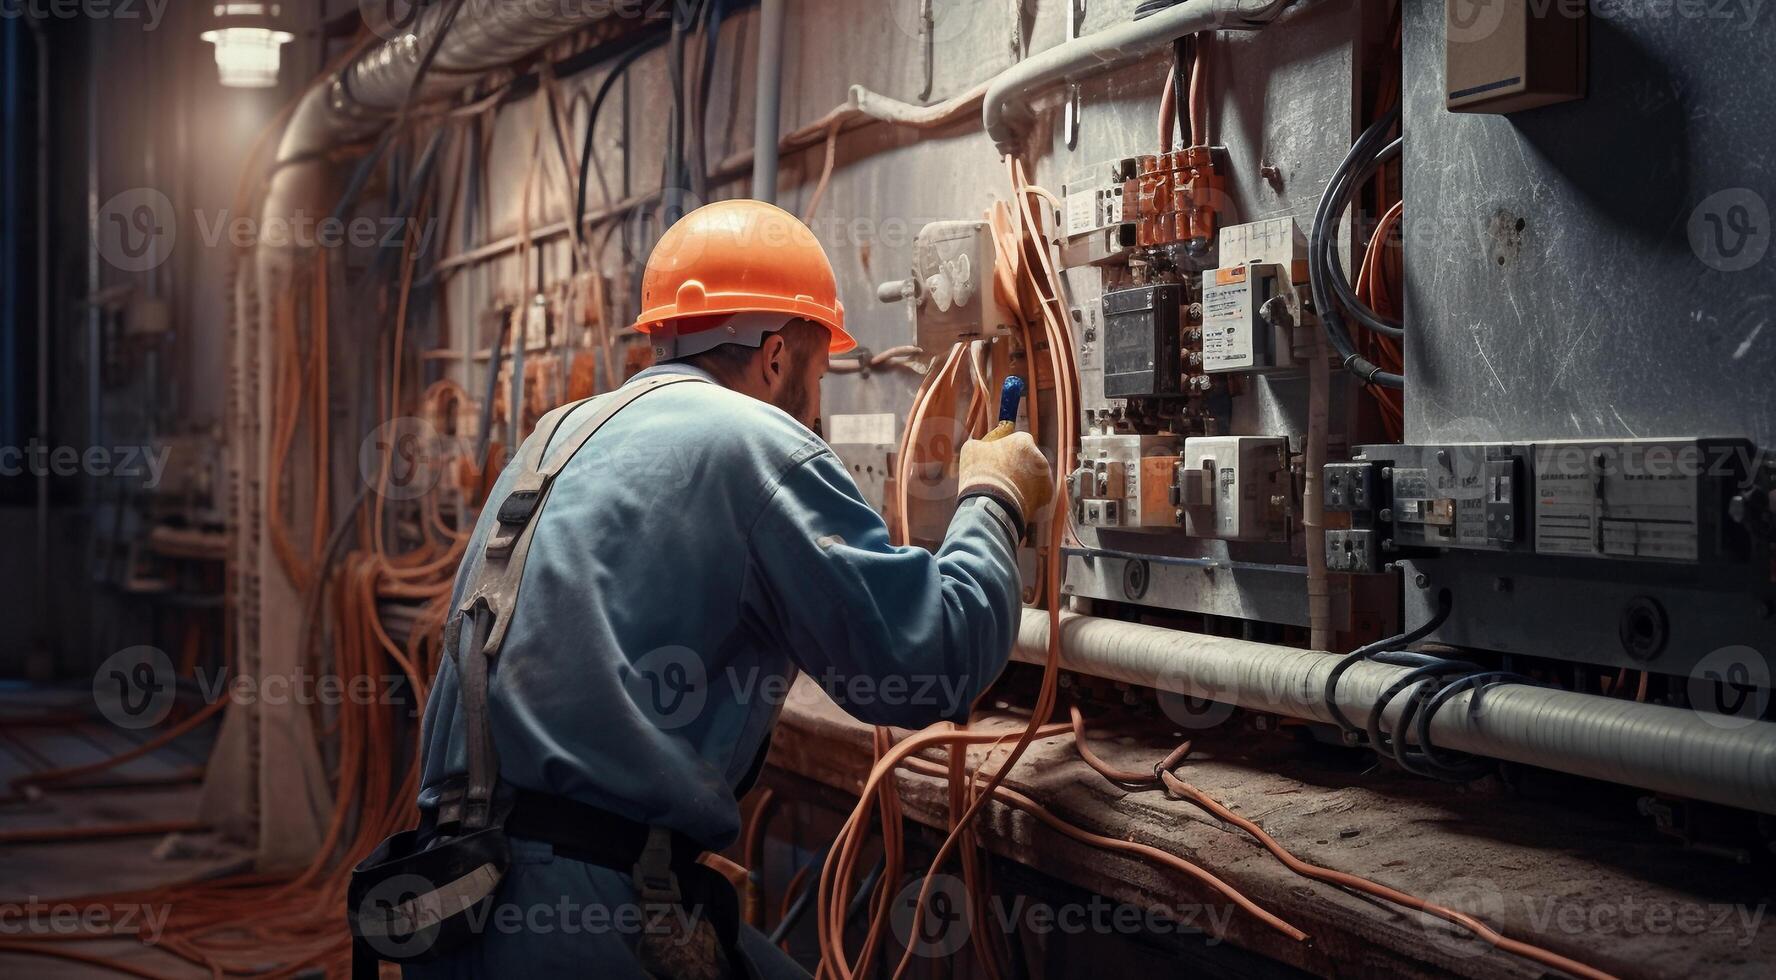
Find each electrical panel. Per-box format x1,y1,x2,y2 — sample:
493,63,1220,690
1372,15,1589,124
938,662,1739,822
1326,438,1764,573
1102,284,1185,398
1070,434,1291,543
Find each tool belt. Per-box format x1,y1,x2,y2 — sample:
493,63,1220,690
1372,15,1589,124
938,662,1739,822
346,376,744,979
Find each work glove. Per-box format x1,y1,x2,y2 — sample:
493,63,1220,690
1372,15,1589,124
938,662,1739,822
958,425,1055,533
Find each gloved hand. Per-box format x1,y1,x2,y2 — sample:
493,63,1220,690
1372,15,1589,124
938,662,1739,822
958,427,1055,531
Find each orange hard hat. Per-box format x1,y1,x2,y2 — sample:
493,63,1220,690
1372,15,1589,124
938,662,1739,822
633,199,856,356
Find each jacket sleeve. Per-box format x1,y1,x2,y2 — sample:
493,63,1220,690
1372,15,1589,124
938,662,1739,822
741,448,1025,727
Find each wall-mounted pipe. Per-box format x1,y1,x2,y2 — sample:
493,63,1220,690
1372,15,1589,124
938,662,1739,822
751,0,786,202
1013,609,1776,817
983,0,1295,154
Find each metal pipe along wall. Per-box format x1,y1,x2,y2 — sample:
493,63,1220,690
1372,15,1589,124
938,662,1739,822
982,0,1296,153
1013,609,1776,816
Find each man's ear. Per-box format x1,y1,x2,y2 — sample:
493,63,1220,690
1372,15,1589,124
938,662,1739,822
759,333,789,386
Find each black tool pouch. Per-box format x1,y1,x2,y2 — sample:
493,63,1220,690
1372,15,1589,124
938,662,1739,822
346,822,510,976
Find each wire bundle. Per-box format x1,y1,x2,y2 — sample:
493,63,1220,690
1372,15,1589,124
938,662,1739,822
1323,592,1543,781
1309,104,1405,389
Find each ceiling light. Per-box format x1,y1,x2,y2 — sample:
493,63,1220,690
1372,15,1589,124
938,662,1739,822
202,3,294,89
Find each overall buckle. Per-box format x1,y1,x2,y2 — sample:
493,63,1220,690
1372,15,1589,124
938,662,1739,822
631,826,682,905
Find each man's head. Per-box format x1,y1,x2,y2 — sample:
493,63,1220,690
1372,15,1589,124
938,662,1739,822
667,316,830,430
632,200,856,432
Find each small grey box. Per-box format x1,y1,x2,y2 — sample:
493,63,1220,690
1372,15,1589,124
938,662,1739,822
1326,530,1381,574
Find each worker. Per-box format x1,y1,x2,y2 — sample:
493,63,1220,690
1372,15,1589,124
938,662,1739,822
348,200,1054,980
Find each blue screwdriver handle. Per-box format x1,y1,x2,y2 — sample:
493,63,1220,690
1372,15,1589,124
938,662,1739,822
998,376,1027,426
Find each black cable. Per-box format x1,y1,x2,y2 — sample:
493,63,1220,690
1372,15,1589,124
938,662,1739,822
1323,586,1451,736
473,314,508,465
662,0,696,229
1171,36,1193,149
692,0,727,202
846,854,887,924
1413,670,1541,776
329,0,470,226
572,38,669,265
1308,104,1404,388
1138,0,1294,23
366,127,448,283
1325,136,1404,338
1367,657,1477,773
1311,108,1399,365
384,0,422,32
767,845,831,945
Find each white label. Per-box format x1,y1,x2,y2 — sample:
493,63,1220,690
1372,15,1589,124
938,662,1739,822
1201,270,1255,372
1533,443,1701,562
1218,217,1300,268
827,413,899,446
1065,192,1096,238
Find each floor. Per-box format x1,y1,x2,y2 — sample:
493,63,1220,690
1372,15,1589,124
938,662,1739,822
0,684,244,979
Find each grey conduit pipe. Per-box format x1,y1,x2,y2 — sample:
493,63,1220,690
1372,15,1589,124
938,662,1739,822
983,0,1296,154
751,0,786,202
1013,609,1776,817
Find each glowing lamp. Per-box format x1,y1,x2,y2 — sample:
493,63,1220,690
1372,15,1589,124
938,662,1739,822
202,4,294,89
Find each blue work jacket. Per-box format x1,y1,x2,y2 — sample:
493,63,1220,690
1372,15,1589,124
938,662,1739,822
416,362,1025,851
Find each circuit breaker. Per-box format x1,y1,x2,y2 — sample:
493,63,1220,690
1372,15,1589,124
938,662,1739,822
1200,217,1304,374
1072,434,1184,529
1061,164,1137,268
1200,263,1290,373
1325,438,1764,572
1179,436,1291,542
